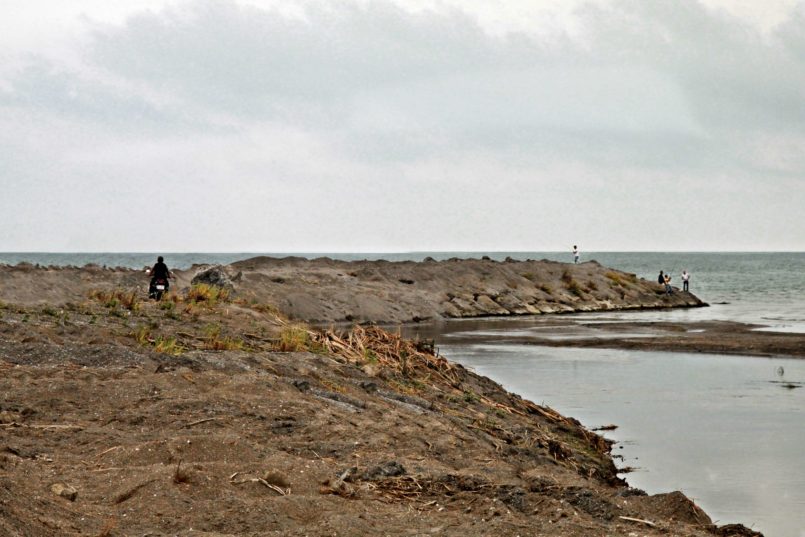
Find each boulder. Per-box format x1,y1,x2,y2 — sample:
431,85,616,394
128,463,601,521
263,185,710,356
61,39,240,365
191,265,235,291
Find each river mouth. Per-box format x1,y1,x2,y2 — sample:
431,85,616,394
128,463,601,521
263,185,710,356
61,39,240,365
448,342,803,537
396,316,805,537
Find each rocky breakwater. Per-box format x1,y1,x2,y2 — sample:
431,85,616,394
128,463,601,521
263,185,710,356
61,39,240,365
203,256,706,324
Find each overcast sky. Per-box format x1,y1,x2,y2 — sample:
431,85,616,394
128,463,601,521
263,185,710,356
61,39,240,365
1,0,803,252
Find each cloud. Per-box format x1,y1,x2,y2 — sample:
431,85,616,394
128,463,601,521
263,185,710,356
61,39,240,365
2,0,805,251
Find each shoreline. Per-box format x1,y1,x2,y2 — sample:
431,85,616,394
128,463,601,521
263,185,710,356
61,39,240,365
0,257,764,536
401,316,805,360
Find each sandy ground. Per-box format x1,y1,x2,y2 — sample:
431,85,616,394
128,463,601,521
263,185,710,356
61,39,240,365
0,258,767,535
0,257,704,324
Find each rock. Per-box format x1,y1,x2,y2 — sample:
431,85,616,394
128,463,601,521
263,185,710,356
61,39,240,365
474,295,509,315
362,461,406,480
51,482,77,501
291,379,310,392
358,381,378,392
191,265,235,291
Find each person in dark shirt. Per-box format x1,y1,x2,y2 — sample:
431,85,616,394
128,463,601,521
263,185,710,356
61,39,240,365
148,256,172,298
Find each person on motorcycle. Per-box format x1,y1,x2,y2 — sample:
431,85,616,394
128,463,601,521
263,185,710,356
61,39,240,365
148,256,172,299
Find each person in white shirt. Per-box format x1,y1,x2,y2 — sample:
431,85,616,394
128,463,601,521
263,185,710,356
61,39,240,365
573,245,579,264
681,270,690,292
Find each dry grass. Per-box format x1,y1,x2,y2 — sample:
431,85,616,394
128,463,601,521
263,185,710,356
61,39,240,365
565,279,584,297
275,324,310,352
309,325,460,388
173,460,191,484
203,324,245,351
90,289,139,312
134,325,151,345
154,336,183,355
186,284,230,307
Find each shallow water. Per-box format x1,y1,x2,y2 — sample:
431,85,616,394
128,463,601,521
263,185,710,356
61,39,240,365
442,341,805,537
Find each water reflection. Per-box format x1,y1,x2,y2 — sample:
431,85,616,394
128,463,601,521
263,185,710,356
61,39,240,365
436,340,804,537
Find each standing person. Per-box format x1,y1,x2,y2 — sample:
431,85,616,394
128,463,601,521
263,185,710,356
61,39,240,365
658,270,664,285
664,273,673,295
573,245,579,264
148,256,172,299
681,270,690,292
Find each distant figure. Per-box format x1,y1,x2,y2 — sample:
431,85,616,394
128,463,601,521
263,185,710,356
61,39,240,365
664,273,673,295
658,270,664,285
681,270,690,292
573,245,579,264
148,256,172,299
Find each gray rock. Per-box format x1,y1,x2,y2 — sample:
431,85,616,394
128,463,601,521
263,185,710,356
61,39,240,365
362,461,406,480
191,265,235,291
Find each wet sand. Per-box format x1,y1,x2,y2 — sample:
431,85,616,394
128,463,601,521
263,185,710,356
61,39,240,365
406,316,805,360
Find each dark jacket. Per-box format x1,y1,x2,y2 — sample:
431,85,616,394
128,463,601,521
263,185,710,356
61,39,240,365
151,262,170,281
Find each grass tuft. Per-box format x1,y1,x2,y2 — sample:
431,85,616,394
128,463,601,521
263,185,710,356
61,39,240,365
203,323,244,351
186,284,230,307
565,279,584,297
90,289,139,311
133,325,151,345
276,324,310,352
154,336,183,355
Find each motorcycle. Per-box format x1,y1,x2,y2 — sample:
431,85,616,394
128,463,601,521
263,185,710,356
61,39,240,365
149,277,170,300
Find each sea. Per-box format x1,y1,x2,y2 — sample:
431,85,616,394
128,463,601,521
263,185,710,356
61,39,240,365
2,251,804,536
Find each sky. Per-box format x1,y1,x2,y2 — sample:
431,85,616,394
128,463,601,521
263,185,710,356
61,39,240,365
1,0,804,252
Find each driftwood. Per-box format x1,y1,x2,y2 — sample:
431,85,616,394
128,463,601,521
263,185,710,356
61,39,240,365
308,325,460,390
184,417,218,428
619,515,657,527
230,473,289,496
0,422,83,431
95,445,121,458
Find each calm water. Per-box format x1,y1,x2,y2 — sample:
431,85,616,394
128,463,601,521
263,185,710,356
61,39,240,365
443,342,805,537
